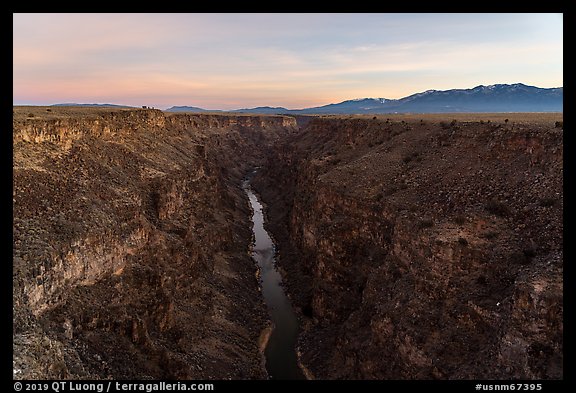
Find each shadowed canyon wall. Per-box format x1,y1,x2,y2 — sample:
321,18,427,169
13,109,297,379
13,109,562,380
253,116,563,379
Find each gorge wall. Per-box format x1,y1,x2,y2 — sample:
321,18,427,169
253,115,563,379
13,108,297,379
13,109,563,380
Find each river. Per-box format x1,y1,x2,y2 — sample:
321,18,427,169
243,176,305,380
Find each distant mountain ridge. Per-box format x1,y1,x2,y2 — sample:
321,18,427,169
51,83,562,114
165,83,562,114
164,105,217,113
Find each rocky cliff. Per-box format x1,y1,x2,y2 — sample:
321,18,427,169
13,108,297,379
13,108,562,380
253,115,563,379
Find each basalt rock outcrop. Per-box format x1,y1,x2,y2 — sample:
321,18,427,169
13,109,562,381
13,108,297,379
253,115,563,379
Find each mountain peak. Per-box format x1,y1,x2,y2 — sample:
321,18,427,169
350,97,387,103
163,83,562,114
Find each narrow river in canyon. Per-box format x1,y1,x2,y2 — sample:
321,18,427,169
243,176,306,380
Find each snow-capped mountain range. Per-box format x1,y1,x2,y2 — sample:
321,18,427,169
51,83,562,114
166,83,562,114
173,83,564,114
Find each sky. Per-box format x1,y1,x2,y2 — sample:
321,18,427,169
13,13,563,110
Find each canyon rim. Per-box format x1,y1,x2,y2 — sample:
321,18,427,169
13,107,562,381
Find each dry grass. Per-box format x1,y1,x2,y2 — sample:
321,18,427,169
13,105,289,121
316,112,563,125
14,106,563,124
12,106,137,121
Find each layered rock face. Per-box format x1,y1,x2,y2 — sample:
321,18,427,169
13,109,562,381
13,108,297,379
253,115,563,379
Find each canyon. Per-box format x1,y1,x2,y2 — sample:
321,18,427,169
13,107,562,380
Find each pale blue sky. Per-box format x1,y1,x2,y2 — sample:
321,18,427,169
13,13,563,109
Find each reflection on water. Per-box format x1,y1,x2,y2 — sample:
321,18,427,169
243,177,305,380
